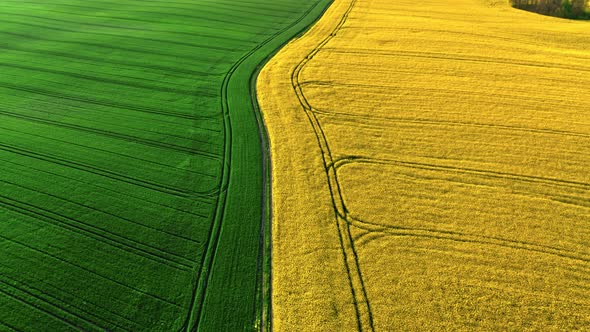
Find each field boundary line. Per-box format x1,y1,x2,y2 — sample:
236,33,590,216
179,1,335,330
249,0,339,329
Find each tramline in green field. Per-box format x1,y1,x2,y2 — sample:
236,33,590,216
0,0,332,330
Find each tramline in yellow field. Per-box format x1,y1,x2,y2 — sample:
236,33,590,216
258,0,590,330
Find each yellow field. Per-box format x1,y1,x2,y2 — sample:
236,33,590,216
257,0,590,330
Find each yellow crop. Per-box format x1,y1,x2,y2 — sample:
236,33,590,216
258,0,590,330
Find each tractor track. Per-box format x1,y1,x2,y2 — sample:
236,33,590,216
290,0,376,330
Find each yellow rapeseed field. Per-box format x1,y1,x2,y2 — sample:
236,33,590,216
257,0,590,330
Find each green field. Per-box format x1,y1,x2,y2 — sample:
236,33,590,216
0,0,332,330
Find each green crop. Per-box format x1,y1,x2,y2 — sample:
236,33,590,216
0,0,332,331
